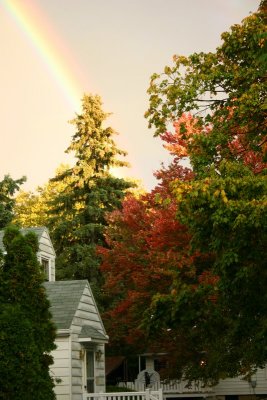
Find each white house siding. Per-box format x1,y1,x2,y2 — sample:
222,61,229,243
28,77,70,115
70,283,107,399
71,332,83,400
215,367,267,397
50,336,72,400
94,346,106,388
0,227,56,281
37,229,56,281
79,285,106,332
44,280,108,400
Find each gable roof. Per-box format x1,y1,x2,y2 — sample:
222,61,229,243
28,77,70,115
44,280,88,330
21,226,48,239
44,280,108,342
79,325,108,343
0,226,51,252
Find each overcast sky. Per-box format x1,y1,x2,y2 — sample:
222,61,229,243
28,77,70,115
0,0,259,191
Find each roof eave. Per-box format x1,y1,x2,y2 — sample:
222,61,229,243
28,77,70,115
57,329,71,337
78,337,109,344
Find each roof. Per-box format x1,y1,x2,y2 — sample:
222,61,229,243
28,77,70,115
44,280,88,330
21,226,48,239
0,226,49,252
79,325,108,343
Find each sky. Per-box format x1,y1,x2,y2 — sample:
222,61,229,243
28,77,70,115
0,0,259,192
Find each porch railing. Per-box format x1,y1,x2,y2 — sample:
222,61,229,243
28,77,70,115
118,380,214,394
83,388,163,400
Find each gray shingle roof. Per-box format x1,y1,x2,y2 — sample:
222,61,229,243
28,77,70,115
20,227,47,238
79,325,108,342
44,280,88,330
0,227,47,252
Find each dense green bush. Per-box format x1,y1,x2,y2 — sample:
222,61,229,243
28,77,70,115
0,226,56,400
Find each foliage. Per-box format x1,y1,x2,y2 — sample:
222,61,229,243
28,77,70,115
0,226,56,400
47,94,133,299
100,1,267,384
141,1,267,383
13,164,71,228
147,161,267,383
99,165,194,367
145,3,266,175
0,175,26,229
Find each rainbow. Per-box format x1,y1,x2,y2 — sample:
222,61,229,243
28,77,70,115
2,0,85,112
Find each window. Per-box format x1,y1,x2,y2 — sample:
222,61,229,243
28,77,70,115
86,351,95,393
41,258,49,281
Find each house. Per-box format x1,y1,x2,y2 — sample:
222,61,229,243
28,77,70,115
115,352,267,400
0,226,56,281
44,280,108,400
0,227,108,400
214,368,267,400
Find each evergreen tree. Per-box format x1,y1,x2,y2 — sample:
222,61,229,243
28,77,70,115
0,226,56,400
0,175,26,229
13,164,71,228
48,94,133,298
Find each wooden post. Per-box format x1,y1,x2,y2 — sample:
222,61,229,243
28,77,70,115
158,388,163,400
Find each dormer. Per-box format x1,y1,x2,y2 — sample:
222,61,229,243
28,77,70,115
0,226,56,282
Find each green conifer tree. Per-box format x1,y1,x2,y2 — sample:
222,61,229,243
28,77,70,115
0,175,26,229
0,226,56,400
48,94,133,299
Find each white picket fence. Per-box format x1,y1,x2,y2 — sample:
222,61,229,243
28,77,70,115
83,388,163,400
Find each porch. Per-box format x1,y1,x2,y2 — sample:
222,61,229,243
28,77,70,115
117,380,215,397
83,388,163,400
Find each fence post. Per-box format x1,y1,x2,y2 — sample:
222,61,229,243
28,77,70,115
158,388,163,400
145,388,150,400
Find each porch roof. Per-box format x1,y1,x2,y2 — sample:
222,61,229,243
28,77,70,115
78,325,108,343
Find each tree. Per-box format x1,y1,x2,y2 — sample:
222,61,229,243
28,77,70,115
99,164,195,375
0,175,26,229
145,2,266,175
13,164,72,228
147,160,267,384
47,94,133,299
142,1,267,383
0,226,56,400
100,3,266,382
